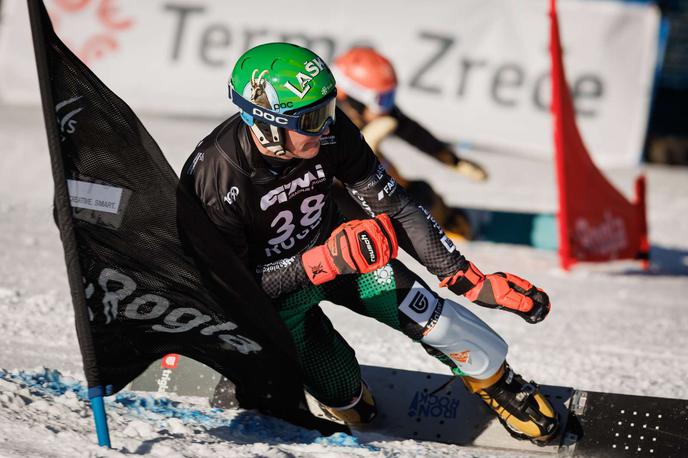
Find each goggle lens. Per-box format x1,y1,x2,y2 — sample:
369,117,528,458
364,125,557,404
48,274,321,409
375,89,396,113
298,97,336,134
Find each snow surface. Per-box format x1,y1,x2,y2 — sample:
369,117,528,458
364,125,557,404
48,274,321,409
1,104,688,457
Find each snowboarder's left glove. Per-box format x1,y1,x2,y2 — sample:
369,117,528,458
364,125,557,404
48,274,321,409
440,262,551,324
301,214,398,285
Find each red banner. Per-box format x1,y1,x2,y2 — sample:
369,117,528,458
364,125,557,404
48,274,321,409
550,0,649,270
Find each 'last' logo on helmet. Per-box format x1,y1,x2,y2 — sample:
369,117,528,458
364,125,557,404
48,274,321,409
283,57,327,99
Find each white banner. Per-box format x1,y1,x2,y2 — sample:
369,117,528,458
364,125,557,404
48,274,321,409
0,0,659,167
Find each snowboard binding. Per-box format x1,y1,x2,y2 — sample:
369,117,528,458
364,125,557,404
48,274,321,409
315,380,377,426
462,363,560,444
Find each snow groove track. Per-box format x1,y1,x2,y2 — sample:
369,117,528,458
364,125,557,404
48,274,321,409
0,368,378,457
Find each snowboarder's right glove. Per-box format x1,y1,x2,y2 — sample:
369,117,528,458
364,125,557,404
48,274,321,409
440,262,551,324
301,214,398,285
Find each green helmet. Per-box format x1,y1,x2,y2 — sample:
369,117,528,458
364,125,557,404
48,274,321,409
229,42,337,155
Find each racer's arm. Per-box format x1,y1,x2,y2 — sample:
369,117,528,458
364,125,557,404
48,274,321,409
334,111,467,278
345,161,467,278
346,163,550,323
336,113,550,323
391,106,487,181
390,106,458,166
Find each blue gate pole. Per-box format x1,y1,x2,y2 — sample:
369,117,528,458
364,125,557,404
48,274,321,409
88,386,111,447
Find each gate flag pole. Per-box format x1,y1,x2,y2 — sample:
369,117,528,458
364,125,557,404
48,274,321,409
27,0,113,447
550,0,650,270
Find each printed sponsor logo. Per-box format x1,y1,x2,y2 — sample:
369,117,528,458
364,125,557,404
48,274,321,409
374,164,386,181
450,351,471,364
320,135,337,146
349,189,374,216
260,164,326,210
157,369,172,393
373,265,393,286
376,177,397,201
161,353,180,369
188,151,204,175
283,57,327,99
419,205,455,253
309,262,327,279
408,390,460,419
273,102,294,110
365,164,388,191
573,212,627,257
56,96,83,141
440,235,456,253
398,281,438,326
224,186,239,205
67,179,123,214
351,164,397,210
422,300,444,336
257,257,296,274
252,107,289,125
85,268,263,355
358,232,376,264
409,291,429,313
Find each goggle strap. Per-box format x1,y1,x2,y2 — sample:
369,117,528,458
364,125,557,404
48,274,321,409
230,87,334,136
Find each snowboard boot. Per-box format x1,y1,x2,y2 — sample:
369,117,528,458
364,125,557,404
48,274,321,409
320,381,377,426
462,363,559,443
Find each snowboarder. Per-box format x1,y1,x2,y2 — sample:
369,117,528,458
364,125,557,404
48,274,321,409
331,46,487,241
179,42,558,442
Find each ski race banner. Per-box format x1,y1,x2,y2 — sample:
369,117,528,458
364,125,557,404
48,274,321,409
550,0,649,270
27,0,342,445
3,0,660,167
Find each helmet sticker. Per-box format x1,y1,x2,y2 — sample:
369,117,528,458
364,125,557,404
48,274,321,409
243,69,280,111
283,57,329,100
284,73,312,99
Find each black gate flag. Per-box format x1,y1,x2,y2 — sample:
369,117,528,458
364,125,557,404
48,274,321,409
27,0,333,435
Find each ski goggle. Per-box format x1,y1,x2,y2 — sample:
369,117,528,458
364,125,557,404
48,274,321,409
229,87,336,136
373,89,396,114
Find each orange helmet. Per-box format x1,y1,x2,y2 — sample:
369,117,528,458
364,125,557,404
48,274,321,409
332,47,397,114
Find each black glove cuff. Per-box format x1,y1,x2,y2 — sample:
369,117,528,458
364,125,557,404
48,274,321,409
447,276,477,296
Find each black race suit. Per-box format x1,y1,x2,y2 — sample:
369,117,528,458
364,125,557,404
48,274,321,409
179,109,468,406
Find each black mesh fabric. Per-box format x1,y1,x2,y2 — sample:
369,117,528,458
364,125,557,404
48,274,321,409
28,0,321,423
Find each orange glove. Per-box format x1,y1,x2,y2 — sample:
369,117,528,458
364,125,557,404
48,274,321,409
440,262,551,324
301,214,398,285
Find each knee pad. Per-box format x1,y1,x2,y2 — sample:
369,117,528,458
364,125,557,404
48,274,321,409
421,298,508,379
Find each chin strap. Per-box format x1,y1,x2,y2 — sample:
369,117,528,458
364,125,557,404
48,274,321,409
250,121,288,156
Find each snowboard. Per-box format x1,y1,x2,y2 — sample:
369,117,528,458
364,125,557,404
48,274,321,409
460,207,558,251
128,354,688,457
